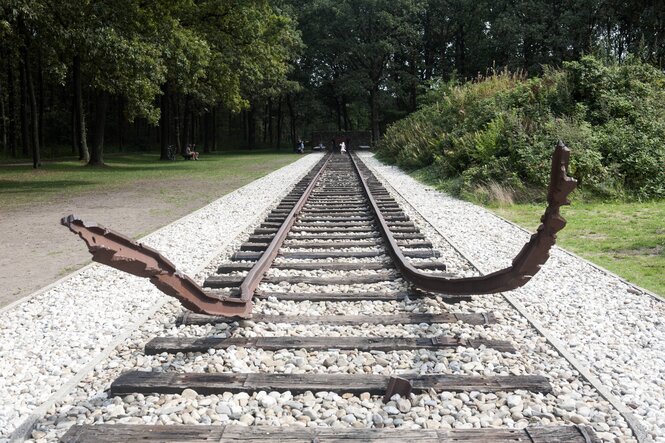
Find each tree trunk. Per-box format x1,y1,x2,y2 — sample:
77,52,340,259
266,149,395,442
159,83,170,160
369,86,380,143
211,106,217,151
286,94,296,148
241,110,247,142
182,96,191,151
276,96,283,150
88,90,108,166
247,103,256,149
267,98,273,145
455,26,466,77
23,46,40,168
335,97,342,131
203,112,210,153
191,112,197,146
71,92,78,155
409,57,418,112
73,54,89,162
7,57,17,157
342,96,351,130
19,59,30,157
0,73,6,154
171,93,181,152
38,54,45,156
262,102,268,144
524,36,533,72
117,96,124,152
423,8,434,80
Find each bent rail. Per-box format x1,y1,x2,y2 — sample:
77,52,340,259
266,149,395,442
61,215,253,318
61,154,331,319
350,141,577,295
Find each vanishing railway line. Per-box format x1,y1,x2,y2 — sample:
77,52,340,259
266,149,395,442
58,147,607,442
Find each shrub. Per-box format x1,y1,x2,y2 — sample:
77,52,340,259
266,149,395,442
376,55,665,200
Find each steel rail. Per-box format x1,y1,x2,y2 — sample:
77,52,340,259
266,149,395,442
349,141,577,295
60,153,331,319
60,215,252,317
237,153,333,304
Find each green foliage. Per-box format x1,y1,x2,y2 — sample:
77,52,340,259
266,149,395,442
0,0,302,153
86,26,165,123
377,56,665,200
190,0,302,111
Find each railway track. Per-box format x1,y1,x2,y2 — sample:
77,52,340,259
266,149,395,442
58,148,609,442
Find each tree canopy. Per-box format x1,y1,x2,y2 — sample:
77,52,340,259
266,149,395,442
0,0,301,165
0,0,663,166
286,0,665,142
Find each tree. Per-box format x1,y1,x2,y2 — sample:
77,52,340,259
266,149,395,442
294,0,423,141
1,0,50,167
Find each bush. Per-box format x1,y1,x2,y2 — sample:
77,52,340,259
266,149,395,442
376,56,665,200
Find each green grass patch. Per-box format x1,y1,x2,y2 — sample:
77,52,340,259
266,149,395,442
0,150,301,208
407,164,664,297
491,200,665,297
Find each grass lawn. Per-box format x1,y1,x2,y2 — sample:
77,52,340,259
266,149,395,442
491,200,665,297
0,150,302,209
407,164,664,297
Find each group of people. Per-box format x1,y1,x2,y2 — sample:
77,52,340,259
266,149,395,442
296,139,349,153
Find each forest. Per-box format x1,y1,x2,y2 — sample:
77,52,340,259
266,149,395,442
0,0,664,175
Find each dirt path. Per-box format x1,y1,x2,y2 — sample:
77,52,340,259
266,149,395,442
0,178,255,309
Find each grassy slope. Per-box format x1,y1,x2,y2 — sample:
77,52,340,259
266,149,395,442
0,150,301,209
491,200,665,297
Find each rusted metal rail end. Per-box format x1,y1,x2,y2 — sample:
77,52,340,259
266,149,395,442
352,141,577,295
61,215,252,318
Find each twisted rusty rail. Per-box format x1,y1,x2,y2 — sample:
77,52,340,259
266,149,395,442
61,215,252,317
63,142,574,319
350,141,577,294
61,154,332,318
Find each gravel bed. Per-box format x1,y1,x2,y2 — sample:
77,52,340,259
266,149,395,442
0,153,323,440
27,272,633,442
359,152,664,442
9,151,647,442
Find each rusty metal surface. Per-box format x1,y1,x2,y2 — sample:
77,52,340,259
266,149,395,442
61,215,252,318
61,154,330,319
238,154,332,302
383,376,413,402
351,141,577,295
